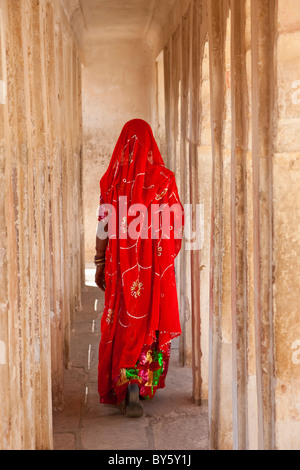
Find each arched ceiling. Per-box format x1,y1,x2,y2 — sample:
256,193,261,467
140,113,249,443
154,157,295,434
61,0,178,55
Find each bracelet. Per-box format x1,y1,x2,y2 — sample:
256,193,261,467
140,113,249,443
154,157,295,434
94,255,105,261
94,255,105,266
95,262,105,268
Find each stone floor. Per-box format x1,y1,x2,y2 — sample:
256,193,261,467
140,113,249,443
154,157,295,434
52,268,209,451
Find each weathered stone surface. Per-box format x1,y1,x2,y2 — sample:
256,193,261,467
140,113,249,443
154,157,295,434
82,39,156,261
2,0,300,453
81,416,150,451
0,0,83,450
83,391,122,420
79,0,300,452
152,413,208,450
53,284,209,451
53,433,76,451
273,1,300,451
53,393,82,435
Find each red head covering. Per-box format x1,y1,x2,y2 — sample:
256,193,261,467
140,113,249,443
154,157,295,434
98,119,183,404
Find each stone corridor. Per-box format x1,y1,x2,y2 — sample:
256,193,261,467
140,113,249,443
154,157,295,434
53,269,208,451
1,0,300,451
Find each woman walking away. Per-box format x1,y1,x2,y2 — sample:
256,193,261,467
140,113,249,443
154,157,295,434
95,119,184,418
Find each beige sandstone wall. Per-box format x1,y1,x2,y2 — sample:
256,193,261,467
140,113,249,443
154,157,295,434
1,0,299,452
159,0,212,407
274,0,300,450
77,0,300,450
160,0,300,450
0,0,83,450
82,39,155,261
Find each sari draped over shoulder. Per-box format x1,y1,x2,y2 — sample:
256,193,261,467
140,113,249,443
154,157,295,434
97,119,184,404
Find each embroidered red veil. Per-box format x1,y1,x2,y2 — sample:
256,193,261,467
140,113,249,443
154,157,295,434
98,119,184,404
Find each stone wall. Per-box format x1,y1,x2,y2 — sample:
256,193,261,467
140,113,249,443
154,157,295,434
1,0,299,452
80,0,300,449
159,0,300,450
274,0,300,450
0,0,83,450
82,39,155,261
159,0,212,410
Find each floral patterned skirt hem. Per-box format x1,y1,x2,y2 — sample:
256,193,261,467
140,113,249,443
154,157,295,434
99,339,171,405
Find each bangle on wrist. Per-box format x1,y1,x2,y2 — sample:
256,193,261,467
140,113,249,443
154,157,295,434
94,255,105,266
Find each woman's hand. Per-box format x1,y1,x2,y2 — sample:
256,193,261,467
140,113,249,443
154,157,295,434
95,264,106,291
94,232,108,292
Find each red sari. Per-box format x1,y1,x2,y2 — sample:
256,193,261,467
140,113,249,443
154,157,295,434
98,119,184,404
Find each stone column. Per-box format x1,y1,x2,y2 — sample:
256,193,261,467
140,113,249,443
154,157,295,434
0,1,10,450
251,0,277,450
207,0,232,450
8,0,41,449
0,0,83,450
44,0,65,408
180,4,193,370
273,0,300,450
188,0,209,405
230,0,249,449
163,43,171,170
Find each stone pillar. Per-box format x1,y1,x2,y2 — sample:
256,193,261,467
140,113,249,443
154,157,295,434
164,19,192,368
207,0,232,450
273,0,300,450
44,0,64,408
7,0,48,449
0,0,83,450
187,0,201,400
188,0,209,406
163,43,171,171
180,4,193,370
230,0,249,449
251,0,277,450
162,2,210,402
156,0,300,451
0,2,11,449
197,7,212,406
